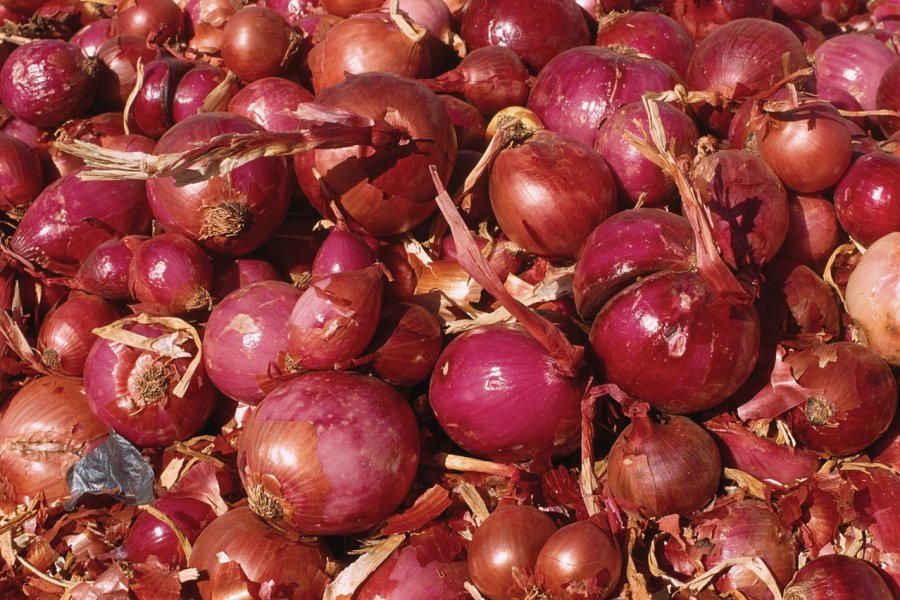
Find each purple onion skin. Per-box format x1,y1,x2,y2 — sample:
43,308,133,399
356,544,470,600
574,208,695,320
70,19,113,58
172,65,232,123
834,153,900,247
593,101,699,208
595,12,694,78
132,58,193,139
429,323,586,462
310,228,376,277
590,271,760,414
784,555,894,600
128,233,214,316
813,33,897,111
211,257,281,301
0,40,97,129
121,496,214,565
227,76,314,132
0,132,43,212
878,59,900,135
75,236,146,301
528,47,683,147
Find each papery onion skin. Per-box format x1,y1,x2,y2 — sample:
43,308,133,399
37,294,123,377
534,520,623,600
188,507,331,600
0,376,108,505
237,371,420,535
356,542,470,600
813,33,897,111
221,6,297,83
468,504,558,600
439,233,522,282
846,233,900,365
74,236,146,301
595,11,694,78
834,154,900,247
121,496,215,566
357,301,443,387
226,76,314,132
429,323,585,461
128,233,214,316
757,260,842,347
783,554,893,600
0,132,43,212
204,280,301,405
779,194,842,269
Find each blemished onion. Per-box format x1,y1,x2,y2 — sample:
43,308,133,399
0,376,108,505
131,58,193,139
593,100,699,208
595,11,694,78
69,19,113,57
227,76,314,132
10,169,151,276
0,132,43,213
783,554,894,600
203,280,300,405
96,35,162,109
439,95,488,151
172,65,234,123
116,0,185,42
147,112,290,256
357,541,469,600
237,371,420,534
128,233,214,315
779,194,842,269
877,59,900,135
608,403,722,517
310,227,376,277
73,235,146,301
528,46,683,146
846,232,900,365
468,504,558,600
460,0,589,73
84,320,218,447
294,73,456,236
534,519,623,600
120,495,214,565
0,40,97,128
834,153,900,247
210,256,281,300
286,264,383,370
574,208,695,320
221,6,298,83
425,46,531,115
813,33,897,111
785,342,897,456
489,129,617,259
320,0,381,16
188,507,331,600
671,0,774,42
37,294,123,377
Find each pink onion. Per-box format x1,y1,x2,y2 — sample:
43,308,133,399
845,232,900,365
172,65,234,123
784,554,893,600
210,256,281,300
813,33,897,111
310,227,376,277
357,541,469,600
37,294,123,377
73,235,146,301
121,495,215,565
227,76,314,132
130,58,193,139
128,233,214,315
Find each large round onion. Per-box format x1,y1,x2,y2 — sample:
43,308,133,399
221,6,298,83
846,232,900,365
237,371,420,535
834,153,900,247
813,33,897,111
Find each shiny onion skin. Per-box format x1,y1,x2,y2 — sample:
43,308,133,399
779,194,842,269
356,543,470,600
188,507,331,600
221,7,297,83
120,495,214,565
10,169,151,276
294,73,456,236
786,342,897,456
846,233,900,365
128,233,214,315
70,19,113,58
671,0,774,42
534,520,623,600
96,35,162,109
429,323,585,461
783,554,894,600
460,0,589,73
590,271,760,414
813,33,897,111
528,47,683,146
428,46,531,116
74,236,146,301
0,40,97,129
574,208,695,320
131,58,193,139
0,376,108,505
226,76,314,132
211,256,281,300
147,113,291,256
310,227,376,277
37,294,123,377
593,101,699,207
834,153,900,247
468,504,558,600
0,132,43,212
172,65,233,123
84,322,218,447
237,371,420,535
595,11,694,78
608,405,722,517
320,0,382,17
203,280,301,405
877,59,900,135
489,130,617,259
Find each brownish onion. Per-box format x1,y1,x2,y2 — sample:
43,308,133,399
221,6,298,83
534,520,623,600
783,554,893,600
37,294,123,377
0,132,43,213
779,193,843,269
116,0,185,42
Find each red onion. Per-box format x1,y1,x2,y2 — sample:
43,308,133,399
757,260,841,346
116,0,185,42
439,94,487,151
121,495,215,565
782,18,826,54
774,0,820,19
259,0,319,27
172,64,234,123
821,0,860,20
0,132,43,213
147,112,290,256
593,101,699,207
10,168,150,276
259,213,326,280
37,294,122,377
779,194,842,269
528,47,683,146
0,40,97,128
84,319,218,447
227,76,314,132
74,235,146,301
784,554,893,599
203,280,300,405
448,149,492,225
237,371,420,534
672,0,774,42
130,58,192,139
595,11,694,78
310,227,376,277
128,233,213,315
468,504,558,600
439,232,522,282
460,0,589,73
357,541,469,600
846,232,900,365
221,6,298,83
96,35,162,109
534,520,623,600
877,59,900,135
188,507,331,600
813,33,897,111
425,46,530,115
210,256,280,300
0,376,108,505
320,0,381,16
368,236,418,302
69,19,113,57
834,154,900,247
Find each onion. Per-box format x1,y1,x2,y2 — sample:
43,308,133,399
813,33,897,111
757,260,841,347
120,495,214,565
529,46,682,146
356,540,469,600
147,112,290,256
203,280,300,405
37,294,122,377
534,520,623,600
320,0,381,16
774,0,820,19
460,0,590,73
779,194,842,269
96,35,162,109
84,319,217,447
593,101,699,207
783,554,893,599
439,95,487,151
671,0,774,42
310,227,376,277
0,132,43,213
439,232,522,282
489,129,617,259
10,168,150,276
449,150,492,225
595,11,694,77
468,504,558,600
0,40,97,128
259,213,327,280
845,232,900,365
210,256,280,300
368,236,419,302
425,46,530,115
74,235,146,301
834,154,900,247
259,0,319,27
172,64,234,123
227,76,314,132
0,376,107,505
128,233,214,315
821,0,860,20
785,342,897,456
782,18,826,55
237,371,420,534
69,19,113,57
877,59,900,135
130,58,193,139
188,507,331,599
116,0,185,42
221,6,298,83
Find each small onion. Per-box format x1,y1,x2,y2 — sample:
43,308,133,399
116,0,185,42
74,235,146,301
121,495,214,565
846,232,900,365
128,233,214,315
172,65,234,123
783,554,894,600
96,35,162,109
310,227,376,277
227,76,314,132
534,520,623,600
0,132,43,213
69,19,113,57
130,58,193,139
834,153,900,247
439,95,488,151
37,294,123,377
221,6,298,83
210,256,281,300
779,194,842,269
426,46,531,115
595,11,694,77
